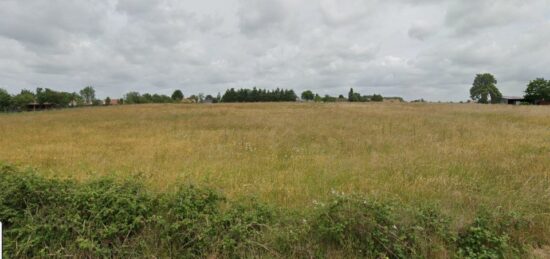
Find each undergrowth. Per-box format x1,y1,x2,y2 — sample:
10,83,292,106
0,164,542,258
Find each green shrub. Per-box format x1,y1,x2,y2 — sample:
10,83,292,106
157,187,274,258
0,165,152,257
310,193,453,258
457,210,532,259
0,165,542,258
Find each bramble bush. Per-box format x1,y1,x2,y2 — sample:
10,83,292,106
0,164,541,258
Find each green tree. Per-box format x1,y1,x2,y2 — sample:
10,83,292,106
524,78,550,104
0,88,11,111
188,95,199,103
12,90,36,110
124,92,141,104
80,86,96,105
171,90,184,101
348,88,355,102
301,90,314,101
371,94,383,102
105,97,111,106
314,94,322,102
470,74,502,104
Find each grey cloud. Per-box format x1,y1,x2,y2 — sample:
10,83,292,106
0,0,549,101
408,21,438,41
237,0,287,35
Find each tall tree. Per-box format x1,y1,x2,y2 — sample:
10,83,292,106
301,90,314,101
348,88,355,102
124,92,142,104
80,86,96,105
524,78,550,104
0,88,11,111
171,90,184,101
470,73,502,104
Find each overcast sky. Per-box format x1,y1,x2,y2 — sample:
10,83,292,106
1,0,549,101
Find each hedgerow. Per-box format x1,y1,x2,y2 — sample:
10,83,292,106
0,164,541,258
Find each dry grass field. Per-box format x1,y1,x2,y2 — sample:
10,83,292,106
1,103,549,223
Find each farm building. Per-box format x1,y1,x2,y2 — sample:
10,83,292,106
26,102,54,111
501,96,525,105
383,97,404,103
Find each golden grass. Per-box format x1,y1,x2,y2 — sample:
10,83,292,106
1,103,549,222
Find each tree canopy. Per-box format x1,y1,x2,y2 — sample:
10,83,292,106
0,88,11,111
470,73,502,104
301,90,314,101
11,90,36,110
524,78,550,103
221,88,297,102
171,90,184,101
80,86,96,105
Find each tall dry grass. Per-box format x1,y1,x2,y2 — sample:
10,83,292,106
0,103,549,228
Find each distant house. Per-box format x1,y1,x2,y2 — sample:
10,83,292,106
181,98,196,104
383,97,404,103
110,99,120,105
501,96,525,105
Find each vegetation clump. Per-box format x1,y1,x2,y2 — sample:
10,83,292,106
0,165,544,258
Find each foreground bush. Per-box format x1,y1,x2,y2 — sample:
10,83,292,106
0,165,543,258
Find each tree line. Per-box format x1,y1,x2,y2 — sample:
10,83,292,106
0,86,397,112
221,88,297,102
300,89,387,103
3,73,545,112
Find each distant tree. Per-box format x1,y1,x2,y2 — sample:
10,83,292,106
524,78,550,104
198,93,205,103
348,88,364,102
0,88,11,111
124,92,142,104
105,97,111,106
205,95,215,103
141,93,153,103
70,92,84,106
371,94,384,102
301,90,314,101
412,98,426,103
12,90,35,110
314,94,322,102
118,98,124,105
79,86,96,105
171,90,184,101
470,73,502,104
322,95,337,102
348,88,355,102
221,88,297,102
36,88,73,107
338,94,345,99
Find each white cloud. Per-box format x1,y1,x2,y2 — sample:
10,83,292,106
0,0,548,101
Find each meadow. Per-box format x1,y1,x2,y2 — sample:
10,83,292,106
1,102,549,257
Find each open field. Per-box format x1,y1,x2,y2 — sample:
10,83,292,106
1,103,549,210
1,102,550,257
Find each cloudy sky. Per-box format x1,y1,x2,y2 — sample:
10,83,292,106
1,0,549,101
